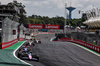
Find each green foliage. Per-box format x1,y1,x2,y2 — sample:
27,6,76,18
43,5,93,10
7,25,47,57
66,18,84,27
7,1,85,27
26,14,84,27
27,15,65,25
8,1,26,24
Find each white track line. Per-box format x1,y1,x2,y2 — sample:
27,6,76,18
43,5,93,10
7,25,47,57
13,41,33,66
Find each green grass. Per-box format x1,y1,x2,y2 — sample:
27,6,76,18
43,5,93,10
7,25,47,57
5,41,25,50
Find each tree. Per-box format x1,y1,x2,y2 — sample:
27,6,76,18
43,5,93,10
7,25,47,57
27,14,84,28
8,0,27,24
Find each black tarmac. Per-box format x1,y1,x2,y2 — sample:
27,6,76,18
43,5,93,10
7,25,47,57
21,34,100,66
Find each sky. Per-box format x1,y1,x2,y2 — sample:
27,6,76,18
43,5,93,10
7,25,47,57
0,0,100,18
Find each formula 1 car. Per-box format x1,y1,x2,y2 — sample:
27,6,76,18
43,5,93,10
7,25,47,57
29,41,35,46
34,39,41,44
18,51,39,61
25,41,35,46
18,46,31,54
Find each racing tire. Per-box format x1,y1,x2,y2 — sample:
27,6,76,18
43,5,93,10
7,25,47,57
18,53,20,58
32,55,39,62
35,57,39,62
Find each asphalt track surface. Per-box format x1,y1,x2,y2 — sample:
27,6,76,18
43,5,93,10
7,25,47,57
21,34,100,66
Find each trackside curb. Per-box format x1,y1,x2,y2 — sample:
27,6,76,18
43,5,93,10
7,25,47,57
13,41,33,66
0,41,31,66
50,37,55,41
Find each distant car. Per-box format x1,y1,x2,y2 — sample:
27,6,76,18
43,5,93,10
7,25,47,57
34,39,41,44
29,41,35,46
18,51,39,61
18,45,31,53
23,46,31,52
25,41,35,46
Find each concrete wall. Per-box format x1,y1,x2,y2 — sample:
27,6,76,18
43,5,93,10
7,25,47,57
19,24,26,39
25,35,31,39
2,17,19,42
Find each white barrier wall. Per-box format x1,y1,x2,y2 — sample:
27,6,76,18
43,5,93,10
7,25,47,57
2,18,19,42
25,36,31,39
19,24,26,39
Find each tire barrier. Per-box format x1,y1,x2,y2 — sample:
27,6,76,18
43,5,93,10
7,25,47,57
60,38,100,53
2,39,18,49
